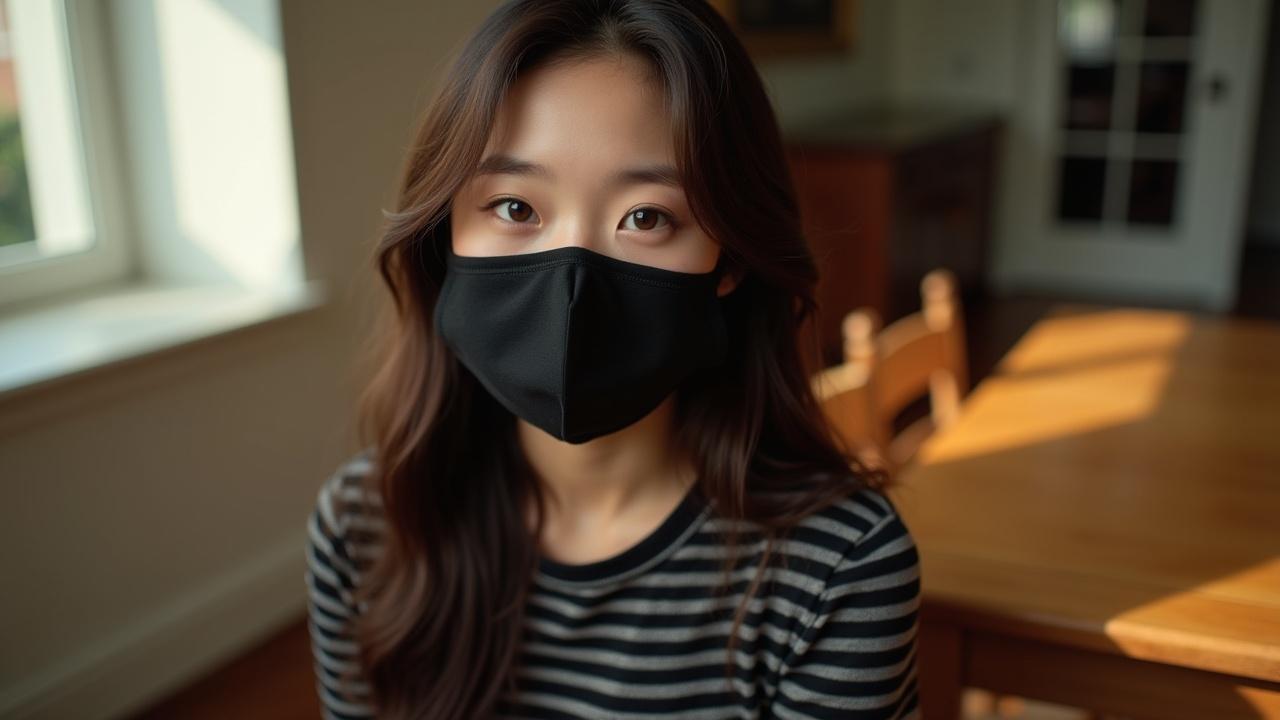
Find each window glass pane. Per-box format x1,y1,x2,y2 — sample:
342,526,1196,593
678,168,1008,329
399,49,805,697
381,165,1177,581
1127,159,1179,226
1057,155,1108,221
1136,61,1190,134
0,0,35,251
1143,0,1197,37
1064,63,1116,130
1058,0,1118,59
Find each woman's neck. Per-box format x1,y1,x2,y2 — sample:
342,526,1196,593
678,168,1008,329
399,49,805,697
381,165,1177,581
516,392,695,532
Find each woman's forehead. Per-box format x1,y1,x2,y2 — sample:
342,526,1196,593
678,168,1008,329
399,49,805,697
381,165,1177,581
483,54,675,167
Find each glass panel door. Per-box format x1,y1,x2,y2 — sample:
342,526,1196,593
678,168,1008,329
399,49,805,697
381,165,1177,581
1054,0,1197,231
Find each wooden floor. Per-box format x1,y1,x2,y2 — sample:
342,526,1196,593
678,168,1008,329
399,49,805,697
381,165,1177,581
128,618,320,720
127,244,1280,719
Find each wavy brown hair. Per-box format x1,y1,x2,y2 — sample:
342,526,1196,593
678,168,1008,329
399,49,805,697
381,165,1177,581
347,0,893,717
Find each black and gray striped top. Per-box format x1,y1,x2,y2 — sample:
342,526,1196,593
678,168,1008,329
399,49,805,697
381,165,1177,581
305,451,922,719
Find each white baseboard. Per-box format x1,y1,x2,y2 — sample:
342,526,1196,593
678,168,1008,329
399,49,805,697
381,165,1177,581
1,530,309,720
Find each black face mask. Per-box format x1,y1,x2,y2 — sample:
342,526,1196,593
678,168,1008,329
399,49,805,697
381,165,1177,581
434,242,729,444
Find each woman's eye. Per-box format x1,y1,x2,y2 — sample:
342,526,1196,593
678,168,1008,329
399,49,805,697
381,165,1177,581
486,198,538,224
621,207,673,232
483,199,672,232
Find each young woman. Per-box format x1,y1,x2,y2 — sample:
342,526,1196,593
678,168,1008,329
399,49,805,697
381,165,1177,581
305,1,922,718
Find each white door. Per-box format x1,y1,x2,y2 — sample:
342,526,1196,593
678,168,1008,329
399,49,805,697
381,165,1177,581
998,0,1271,311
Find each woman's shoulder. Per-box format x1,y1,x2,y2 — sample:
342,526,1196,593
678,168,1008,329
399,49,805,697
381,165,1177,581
786,484,919,592
310,447,387,556
797,484,913,548
305,451,383,717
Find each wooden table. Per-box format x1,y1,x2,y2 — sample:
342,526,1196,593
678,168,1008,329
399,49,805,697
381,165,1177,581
885,304,1280,719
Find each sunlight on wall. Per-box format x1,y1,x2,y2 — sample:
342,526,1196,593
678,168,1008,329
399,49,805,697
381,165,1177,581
148,0,301,290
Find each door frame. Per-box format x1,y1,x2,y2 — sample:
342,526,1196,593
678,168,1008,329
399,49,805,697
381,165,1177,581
992,0,1272,312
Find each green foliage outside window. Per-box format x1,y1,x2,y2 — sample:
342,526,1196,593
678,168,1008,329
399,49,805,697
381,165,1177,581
0,112,35,248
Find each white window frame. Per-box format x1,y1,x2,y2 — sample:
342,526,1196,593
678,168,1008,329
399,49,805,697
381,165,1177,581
0,0,136,310
0,0,324,405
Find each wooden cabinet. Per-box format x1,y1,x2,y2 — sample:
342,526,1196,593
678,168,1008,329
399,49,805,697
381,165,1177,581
784,105,1002,374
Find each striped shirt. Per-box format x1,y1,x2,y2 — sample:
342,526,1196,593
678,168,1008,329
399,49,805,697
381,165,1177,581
306,451,922,719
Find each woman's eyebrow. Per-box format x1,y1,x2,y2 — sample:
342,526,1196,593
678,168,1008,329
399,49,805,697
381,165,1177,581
474,153,683,189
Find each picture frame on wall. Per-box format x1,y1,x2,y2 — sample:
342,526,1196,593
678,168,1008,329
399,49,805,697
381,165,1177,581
707,0,857,57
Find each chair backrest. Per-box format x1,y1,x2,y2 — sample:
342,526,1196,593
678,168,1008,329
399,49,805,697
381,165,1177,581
810,338,884,470
811,268,969,473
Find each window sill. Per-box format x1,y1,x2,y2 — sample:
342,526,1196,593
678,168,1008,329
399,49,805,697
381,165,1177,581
0,279,328,405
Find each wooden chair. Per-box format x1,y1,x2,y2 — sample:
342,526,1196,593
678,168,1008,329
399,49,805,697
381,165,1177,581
811,267,969,476
814,270,1054,719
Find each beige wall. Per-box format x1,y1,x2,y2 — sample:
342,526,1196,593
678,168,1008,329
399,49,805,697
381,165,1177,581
754,0,894,126
888,0,1024,109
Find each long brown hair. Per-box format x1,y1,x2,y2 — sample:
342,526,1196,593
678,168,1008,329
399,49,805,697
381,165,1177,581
349,0,892,717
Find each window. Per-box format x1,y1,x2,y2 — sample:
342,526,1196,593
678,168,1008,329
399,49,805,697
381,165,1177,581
0,0,131,309
0,3,37,255
0,0,321,402
1054,0,1198,230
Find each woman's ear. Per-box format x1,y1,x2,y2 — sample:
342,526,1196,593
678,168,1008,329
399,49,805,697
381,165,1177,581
716,264,744,298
